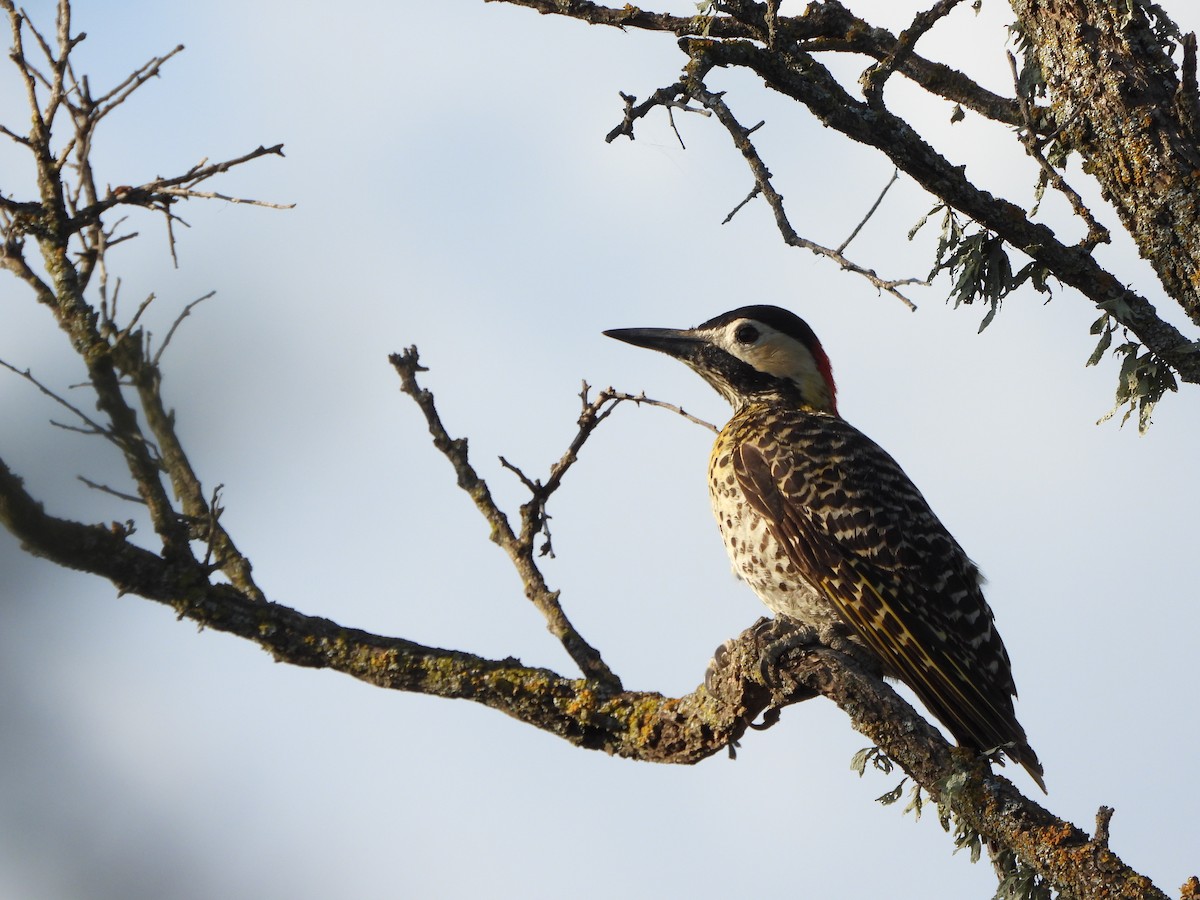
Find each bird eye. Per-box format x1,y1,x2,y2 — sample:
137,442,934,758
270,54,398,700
734,323,759,345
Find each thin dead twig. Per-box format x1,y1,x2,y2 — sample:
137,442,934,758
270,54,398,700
861,0,965,109
89,44,185,122
722,185,761,225
698,88,921,309
606,84,710,144
837,168,899,254
390,347,622,692
598,388,719,434
77,475,144,504
152,290,215,365
67,144,289,232
0,357,122,449
501,382,716,560
152,187,295,210
1005,51,1110,250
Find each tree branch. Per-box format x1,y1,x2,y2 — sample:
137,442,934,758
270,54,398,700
1005,50,1110,251
0,447,1165,898
693,86,923,309
860,0,964,109
681,38,1200,386
491,0,1044,130
390,347,622,690
67,144,291,231
1011,0,1200,325
2,3,1194,898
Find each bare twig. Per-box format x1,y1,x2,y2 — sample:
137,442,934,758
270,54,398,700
540,382,625,497
665,105,686,149
139,145,287,192
89,44,185,123
3,2,51,147
605,84,709,144
696,88,921,309
599,388,719,433
120,292,156,337
0,358,120,448
153,290,215,365
67,144,289,231
1005,51,1110,250
153,186,295,209
163,207,181,267
49,419,103,437
77,475,144,504
722,185,761,225
496,383,718,560
837,168,899,254
498,455,539,493
391,347,622,691
0,122,31,145
861,0,964,109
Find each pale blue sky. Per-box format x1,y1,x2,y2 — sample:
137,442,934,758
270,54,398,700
2,1,1198,897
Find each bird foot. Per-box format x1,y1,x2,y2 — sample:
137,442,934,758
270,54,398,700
751,616,821,685
704,616,822,702
703,618,832,738
702,617,807,689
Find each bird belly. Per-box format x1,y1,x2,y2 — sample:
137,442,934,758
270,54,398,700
708,473,841,628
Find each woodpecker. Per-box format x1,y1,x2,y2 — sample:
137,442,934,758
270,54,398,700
605,305,1044,791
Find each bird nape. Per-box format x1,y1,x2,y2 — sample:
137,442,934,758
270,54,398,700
605,305,1045,793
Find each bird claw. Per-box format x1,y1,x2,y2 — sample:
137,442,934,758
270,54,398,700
747,707,782,730
704,633,787,733
704,637,737,693
704,617,821,693
751,616,820,686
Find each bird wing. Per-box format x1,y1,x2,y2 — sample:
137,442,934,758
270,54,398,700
731,413,1044,789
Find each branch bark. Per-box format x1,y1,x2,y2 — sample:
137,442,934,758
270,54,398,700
2,2,1196,898
1011,0,1200,325
492,0,1200,406
0,450,1165,899
686,37,1200,381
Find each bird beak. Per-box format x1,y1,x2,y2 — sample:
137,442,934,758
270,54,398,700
603,326,703,361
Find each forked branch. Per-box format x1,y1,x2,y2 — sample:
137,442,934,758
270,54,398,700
391,347,622,689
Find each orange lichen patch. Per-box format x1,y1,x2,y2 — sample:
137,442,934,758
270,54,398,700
367,648,395,671
562,686,597,720
1040,820,1078,849
1180,876,1200,900
598,693,671,746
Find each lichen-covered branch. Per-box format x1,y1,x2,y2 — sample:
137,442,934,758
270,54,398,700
489,0,1039,129
693,86,923,308
0,3,1193,899
0,1,285,585
1011,0,1200,326
390,348,623,690
860,0,965,109
0,449,1166,898
493,0,1200,413
679,36,1200,385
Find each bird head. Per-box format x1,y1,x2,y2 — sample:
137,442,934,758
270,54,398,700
604,305,838,414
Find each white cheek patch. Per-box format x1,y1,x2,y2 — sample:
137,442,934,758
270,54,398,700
706,320,831,410
744,331,817,383
713,324,820,385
